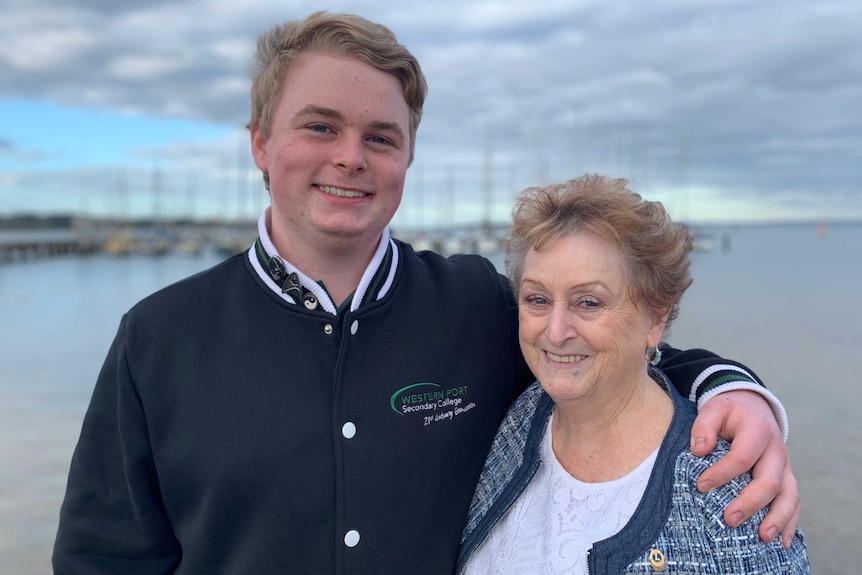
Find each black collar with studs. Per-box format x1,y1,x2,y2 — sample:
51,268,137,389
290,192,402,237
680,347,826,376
253,238,321,310
252,237,395,313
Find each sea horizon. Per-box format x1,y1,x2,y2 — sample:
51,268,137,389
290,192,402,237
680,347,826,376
1,222,859,573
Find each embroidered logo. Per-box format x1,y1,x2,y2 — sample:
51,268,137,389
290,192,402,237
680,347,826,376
389,382,476,426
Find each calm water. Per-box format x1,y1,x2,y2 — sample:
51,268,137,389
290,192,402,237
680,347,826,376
1,224,859,573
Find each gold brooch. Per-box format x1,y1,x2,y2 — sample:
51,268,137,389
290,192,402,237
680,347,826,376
648,548,666,571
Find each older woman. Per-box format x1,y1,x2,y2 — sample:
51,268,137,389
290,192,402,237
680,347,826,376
457,175,809,574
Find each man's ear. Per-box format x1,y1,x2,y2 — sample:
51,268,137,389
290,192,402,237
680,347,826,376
249,122,268,172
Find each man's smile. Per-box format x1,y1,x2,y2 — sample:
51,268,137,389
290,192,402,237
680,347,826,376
316,184,369,198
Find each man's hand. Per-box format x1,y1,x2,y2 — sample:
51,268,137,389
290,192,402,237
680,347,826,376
690,390,800,549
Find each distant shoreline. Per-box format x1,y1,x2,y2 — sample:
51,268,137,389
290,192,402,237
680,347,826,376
2,213,861,231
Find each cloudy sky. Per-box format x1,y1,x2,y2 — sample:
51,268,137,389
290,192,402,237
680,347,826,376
1,0,860,226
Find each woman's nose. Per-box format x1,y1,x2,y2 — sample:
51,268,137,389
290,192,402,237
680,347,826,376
544,305,576,345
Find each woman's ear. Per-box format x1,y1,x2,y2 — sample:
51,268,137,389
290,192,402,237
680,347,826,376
646,307,671,349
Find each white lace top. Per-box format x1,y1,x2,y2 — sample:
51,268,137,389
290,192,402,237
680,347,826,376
464,413,659,575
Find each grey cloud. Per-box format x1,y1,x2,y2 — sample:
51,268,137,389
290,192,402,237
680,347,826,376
0,137,57,163
0,0,859,221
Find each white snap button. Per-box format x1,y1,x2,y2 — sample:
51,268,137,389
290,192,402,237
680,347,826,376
342,422,356,439
350,320,359,335
344,530,360,547
324,324,333,335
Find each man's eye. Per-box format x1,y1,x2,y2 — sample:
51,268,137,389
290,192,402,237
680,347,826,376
368,135,390,145
309,124,329,133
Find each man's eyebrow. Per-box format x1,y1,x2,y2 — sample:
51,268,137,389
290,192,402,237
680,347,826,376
294,105,342,121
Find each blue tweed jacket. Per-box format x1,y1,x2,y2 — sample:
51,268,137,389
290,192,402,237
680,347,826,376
456,367,810,574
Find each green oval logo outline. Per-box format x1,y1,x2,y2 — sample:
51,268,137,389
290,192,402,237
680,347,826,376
390,382,441,415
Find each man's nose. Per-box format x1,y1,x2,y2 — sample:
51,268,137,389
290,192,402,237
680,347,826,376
334,135,367,172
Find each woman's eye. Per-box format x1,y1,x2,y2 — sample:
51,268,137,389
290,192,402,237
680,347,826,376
524,294,548,306
578,297,601,308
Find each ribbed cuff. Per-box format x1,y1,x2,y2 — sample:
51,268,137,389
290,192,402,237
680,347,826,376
691,364,790,442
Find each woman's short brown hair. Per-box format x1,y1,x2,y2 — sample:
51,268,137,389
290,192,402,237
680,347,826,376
505,174,693,327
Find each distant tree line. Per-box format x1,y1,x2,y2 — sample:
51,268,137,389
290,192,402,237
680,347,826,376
0,214,74,229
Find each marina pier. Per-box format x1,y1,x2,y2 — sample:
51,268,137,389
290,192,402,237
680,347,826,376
0,216,513,263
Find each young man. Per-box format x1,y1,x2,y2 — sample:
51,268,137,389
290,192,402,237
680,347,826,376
54,12,799,575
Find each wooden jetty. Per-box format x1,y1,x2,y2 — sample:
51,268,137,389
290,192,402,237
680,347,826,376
0,229,101,262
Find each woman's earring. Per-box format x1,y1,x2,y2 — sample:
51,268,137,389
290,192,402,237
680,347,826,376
646,346,662,366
